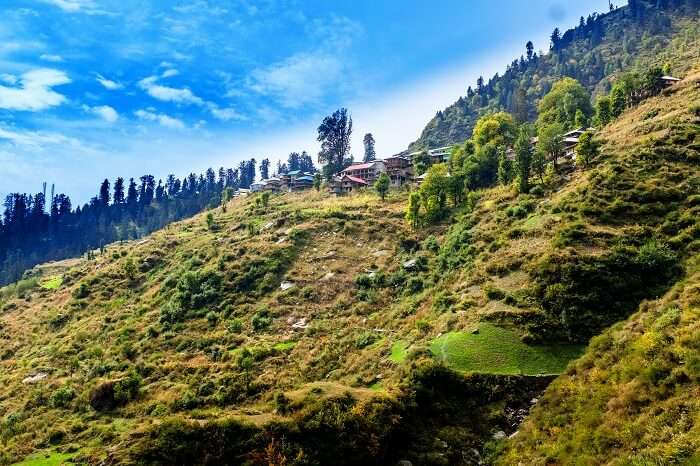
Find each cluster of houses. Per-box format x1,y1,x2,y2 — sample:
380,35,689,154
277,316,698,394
232,73,684,198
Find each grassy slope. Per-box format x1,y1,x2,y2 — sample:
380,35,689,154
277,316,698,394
1,74,698,464
430,324,584,376
496,71,700,465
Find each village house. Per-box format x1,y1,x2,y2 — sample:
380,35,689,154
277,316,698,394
384,154,413,186
250,182,264,192
407,146,452,165
261,177,283,193
279,170,315,191
340,160,387,185
291,174,315,191
330,174,369,195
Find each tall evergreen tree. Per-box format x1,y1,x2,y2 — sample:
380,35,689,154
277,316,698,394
113,177,125,205
260,159,270,180
363,133,377,162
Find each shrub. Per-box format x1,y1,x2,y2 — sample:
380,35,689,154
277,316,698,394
533,241,680,341
416,320,431,333
50,386,75,409
73,283,89,299
432,291,456,313
355,274,373,289
206,311,218,328
530,185,545,197
48,312,70,330
405,277,424,295
251,309,272,332
227,318,243,333
90,373,141,412
423,235,440,253
506,205,528,218
355,332,377,349
274,392,291,414
124,257,137,281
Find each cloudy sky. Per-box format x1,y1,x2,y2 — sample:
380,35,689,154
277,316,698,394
0,0,613,203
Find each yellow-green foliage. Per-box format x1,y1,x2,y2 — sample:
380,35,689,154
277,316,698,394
496,69,700,465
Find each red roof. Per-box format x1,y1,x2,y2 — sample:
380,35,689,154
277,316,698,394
342,162,375,172
343,175,368,185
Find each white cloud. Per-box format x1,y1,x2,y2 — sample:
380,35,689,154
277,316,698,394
208,104,244,121
0,68,70,111
138,71,243,121
134,109,185,129
0,126,81,148
37,0,111,15
40,54,63,62
83,104,118,122
95,74,123,90
0,74,17,85
248,52,344,108
138,75,204,105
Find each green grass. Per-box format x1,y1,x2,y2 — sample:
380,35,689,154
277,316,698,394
389,340,409,363
40,276,63,290
14,452,75,466
273,341,297,352
430,323,584,375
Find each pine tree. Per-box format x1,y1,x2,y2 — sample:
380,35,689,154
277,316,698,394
363,133,377,162
113,178,125,205
99,179,110,207
515,128,532,193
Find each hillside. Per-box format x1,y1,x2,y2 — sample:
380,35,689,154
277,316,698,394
410,1,700,151
0,70,697,465
495,67,700,465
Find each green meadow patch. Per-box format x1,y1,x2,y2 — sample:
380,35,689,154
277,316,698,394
40,276,63,290
273,341,297,352
14,451,75,466
430,323,584,375
389,340,409,363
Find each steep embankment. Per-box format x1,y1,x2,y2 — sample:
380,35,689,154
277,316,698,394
411,3,700,151
1,75,699,465
495,70,700,464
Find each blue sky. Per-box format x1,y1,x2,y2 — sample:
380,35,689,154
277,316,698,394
0,0,613,203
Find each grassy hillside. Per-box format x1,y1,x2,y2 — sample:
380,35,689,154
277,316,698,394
495,70,700,465
1,72,699,465
410,2,700,151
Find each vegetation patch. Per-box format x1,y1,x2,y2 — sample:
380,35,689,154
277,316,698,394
13,451,75,466
389,340,409,363
39,277,63,290
430,323,584,375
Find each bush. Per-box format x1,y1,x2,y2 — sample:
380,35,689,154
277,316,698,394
405,277,424,295
533,241,680,341
227,318,243,333
274,392,291,414
50,386,75,409
529,185,545,197
251,309,272,332
355,274,373,289
423,235,440,253
90,373,141,412
416,320,431,333
355,332,377,349
73,283,89,299
206,311,218,328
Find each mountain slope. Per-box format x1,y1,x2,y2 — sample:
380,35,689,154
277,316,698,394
410,2,700,151
1,70,700,466
495,69,700,465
